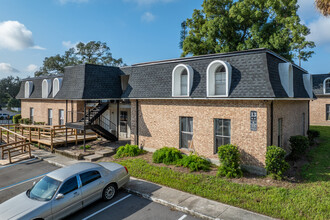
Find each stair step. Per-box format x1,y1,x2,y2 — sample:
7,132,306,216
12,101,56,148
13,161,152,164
84,154,103,162
98,149,116,157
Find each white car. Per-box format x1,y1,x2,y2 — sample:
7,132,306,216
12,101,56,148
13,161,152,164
0,162,130,220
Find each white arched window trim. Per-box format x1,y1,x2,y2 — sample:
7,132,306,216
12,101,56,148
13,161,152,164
206,60,232,97
278,63,294,97
24,81,33,98
42,79,52,98
323,77,330,94
53,78,63,97
172,64,194,97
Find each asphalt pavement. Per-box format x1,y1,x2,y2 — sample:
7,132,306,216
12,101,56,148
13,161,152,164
0,157,199,220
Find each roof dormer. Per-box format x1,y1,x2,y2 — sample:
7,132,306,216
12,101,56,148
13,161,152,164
24,81,33,98
206,60,232,97
172,64,194,97
53,77,63,97
278,63,294,97
42,79,52,98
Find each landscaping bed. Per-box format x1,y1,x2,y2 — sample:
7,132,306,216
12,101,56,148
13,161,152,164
99,126,330,220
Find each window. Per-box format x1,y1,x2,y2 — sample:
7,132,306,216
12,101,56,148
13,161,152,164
215,66,226,95
48,109,53,125
53,78,63,97
214,119,231,153
326,105,330,120
180,117,193,148
206,60,232,97
324,78,330,94
278,118,283,148
172,64,194,97
42,79,51,98
59,176,78,195
30,108,34,123
59,109,64,125
180,70,188,95
80,171,101,186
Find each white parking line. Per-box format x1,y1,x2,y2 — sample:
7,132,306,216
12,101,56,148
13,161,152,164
0,172,49,192
82,194,132,220
178,214,187,220
0,158,38,170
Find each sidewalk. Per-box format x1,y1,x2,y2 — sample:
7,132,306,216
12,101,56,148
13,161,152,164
32,149,275,220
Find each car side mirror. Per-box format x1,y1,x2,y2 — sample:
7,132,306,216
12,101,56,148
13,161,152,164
56,193,64,200
33,181,36,186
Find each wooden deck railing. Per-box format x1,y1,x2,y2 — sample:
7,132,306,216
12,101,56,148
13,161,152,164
0,125,32,163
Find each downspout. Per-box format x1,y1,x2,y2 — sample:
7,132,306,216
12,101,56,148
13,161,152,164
136,100,139,146
270,101,274,146
308,100,310,130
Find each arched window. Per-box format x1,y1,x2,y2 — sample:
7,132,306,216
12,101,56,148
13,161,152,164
206,60,232,97
42,79,52,98
323,78,330,94
172,64,194,97
278,63,294,97
24,81,33,98
53,78,63,97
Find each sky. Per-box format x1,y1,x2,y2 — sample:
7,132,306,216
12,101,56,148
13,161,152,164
0,0,329,79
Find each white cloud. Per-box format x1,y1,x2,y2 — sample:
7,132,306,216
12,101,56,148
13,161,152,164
297,0,318,21
59,0,89,4
141,12,155,22
62,40,77,49
0,21,44,51
307,17,330,45
26,64,38,72
0,63,19,74
123,0,174,6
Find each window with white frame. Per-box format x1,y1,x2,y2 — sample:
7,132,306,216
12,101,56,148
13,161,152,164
42,79,52,98
24,81,33,98
48,109,53,125
180,117,193,149
59,109,64,125
324,78,330,94
214,119,231,153
326,105,330,120
206,60,232,97
172,64,194,97
53,78,63,97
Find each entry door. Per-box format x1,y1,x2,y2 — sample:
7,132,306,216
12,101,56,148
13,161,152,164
119,111,128,138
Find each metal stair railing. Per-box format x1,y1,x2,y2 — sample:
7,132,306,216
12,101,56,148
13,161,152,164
92,115,117,136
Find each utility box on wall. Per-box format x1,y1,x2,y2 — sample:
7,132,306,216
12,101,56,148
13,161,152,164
250,111,257,131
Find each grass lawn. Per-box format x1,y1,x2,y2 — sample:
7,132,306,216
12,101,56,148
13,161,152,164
118,126,330,220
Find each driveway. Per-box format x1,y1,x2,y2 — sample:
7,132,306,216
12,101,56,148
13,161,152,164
0,158,200,220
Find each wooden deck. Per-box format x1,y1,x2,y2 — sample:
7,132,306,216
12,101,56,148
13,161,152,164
31,134,97,146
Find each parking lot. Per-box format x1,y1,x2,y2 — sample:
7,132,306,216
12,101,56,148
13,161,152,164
0,159,199,220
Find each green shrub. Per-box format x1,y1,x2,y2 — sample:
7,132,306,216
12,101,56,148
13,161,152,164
34,121,45,125
177,154,211,172
19,118,31,125
12,114,21,124
79,145,91,150
289,135,309,159
115,144,145,158
217,144,242,178
307,129,320,145
265,145,289,180
152,147,183,165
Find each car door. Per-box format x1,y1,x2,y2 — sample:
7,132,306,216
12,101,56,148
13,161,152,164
79,170,104,207
51,176,82,219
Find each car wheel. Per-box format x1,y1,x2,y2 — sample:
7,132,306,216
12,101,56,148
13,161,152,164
102,183,117,201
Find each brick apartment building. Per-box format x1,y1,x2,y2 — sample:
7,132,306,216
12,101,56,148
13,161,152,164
16,48,313,174
309,74,330,126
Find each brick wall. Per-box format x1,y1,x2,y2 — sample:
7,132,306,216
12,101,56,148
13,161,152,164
131,99,309,169
131,99,270,167
310,97,330,126
272,100,309,153
21,100,84,125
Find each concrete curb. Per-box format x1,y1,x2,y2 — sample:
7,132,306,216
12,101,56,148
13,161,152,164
124,186,216,220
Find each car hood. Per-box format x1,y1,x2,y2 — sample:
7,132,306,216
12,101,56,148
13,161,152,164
0,192,47,219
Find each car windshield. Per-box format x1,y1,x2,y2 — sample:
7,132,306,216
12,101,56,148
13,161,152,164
28,176,61,201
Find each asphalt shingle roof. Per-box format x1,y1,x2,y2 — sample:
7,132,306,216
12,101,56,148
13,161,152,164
312,73,330,95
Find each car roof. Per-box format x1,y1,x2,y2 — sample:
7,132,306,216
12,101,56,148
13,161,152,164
47,162,102,182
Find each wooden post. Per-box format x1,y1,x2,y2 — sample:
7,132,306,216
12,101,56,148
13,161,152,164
8,150,12,164
0,127,2,143
7,130,9,144
50,129,53,152
28,143,31,158
29,127,32,142
14,126,17,147
75,129,78,145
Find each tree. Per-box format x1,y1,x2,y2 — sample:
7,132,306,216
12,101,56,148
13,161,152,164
35,41,124,76
181,0,315,64
0,76,21,107
315,0,330,16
